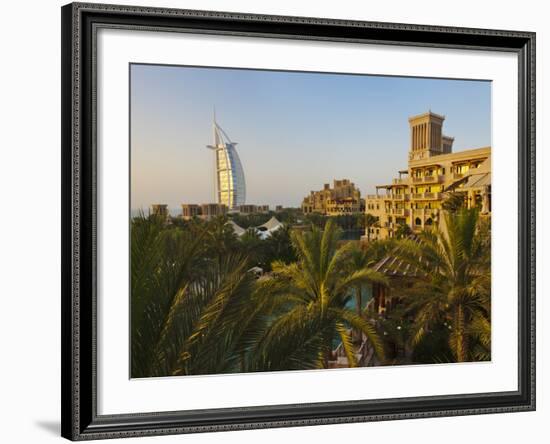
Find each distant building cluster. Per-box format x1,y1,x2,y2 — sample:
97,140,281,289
150,203,228,221
180,203,227,220
301,179,364,216
238,204,270,214
150,111,491,242
180,203,272,220
363,111,491,241
151,204,169,219
150,203,281,221
149,117,286,222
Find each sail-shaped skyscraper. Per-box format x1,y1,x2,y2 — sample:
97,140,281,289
206,116,246,210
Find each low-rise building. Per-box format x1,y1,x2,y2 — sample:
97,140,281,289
237,204,270,214
302,179,364,216
364,111,491,241
200,203,228,220
181,204,201,220
151,204,169,219
238,204,258,214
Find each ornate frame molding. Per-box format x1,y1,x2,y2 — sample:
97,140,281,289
61,2,535,440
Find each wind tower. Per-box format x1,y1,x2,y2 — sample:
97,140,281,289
408,111,454,161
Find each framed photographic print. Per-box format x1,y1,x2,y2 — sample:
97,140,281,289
61,2,536,440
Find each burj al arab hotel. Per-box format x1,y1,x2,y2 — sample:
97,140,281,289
206,117,246,210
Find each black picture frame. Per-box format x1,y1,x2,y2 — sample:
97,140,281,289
61,2,536,440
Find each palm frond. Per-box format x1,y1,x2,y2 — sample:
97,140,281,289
335,322,358,367
332,308,385,361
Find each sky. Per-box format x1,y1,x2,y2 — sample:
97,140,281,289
130,64,491,210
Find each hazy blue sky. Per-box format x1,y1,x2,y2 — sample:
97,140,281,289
130,64,491,210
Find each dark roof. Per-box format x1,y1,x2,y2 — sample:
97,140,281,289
373,235,422,277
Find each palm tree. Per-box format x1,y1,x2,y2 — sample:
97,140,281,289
203,216,240,262
131,215,206,377
171,254,267,376
131,215,267,377
251,220,387,371
239,227,264,266
263,225,297,270
347,242,391,343
395,222,412,239
364,213,379,242
349,247,369,319
391,209,490,362
442,191,467,213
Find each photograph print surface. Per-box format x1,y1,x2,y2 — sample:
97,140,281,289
130,64,492,378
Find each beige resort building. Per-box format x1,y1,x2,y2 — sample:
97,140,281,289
302,179,365,216
238,204,270,214
180,203,273,220
364,111,491,241
151,204,169,218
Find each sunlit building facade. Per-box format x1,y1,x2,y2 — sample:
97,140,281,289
206,118,246,210
181,204,201,220
200,203,228,220
364,111,491,241
238,204,270,214
302,179,364,216
150,204,168,217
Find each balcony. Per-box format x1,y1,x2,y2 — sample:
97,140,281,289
412,175,441,184
412,208,440,217
453,172,465,179
392,178,407,185
411,192,441,200
390,208,409,217
423,192,441,199
381,193,410,201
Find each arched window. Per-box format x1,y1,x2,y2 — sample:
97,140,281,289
415,217,422,226
425,218,433,226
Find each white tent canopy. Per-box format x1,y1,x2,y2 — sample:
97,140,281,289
226,220,246,236
257,216,283,232
227,216,284,239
